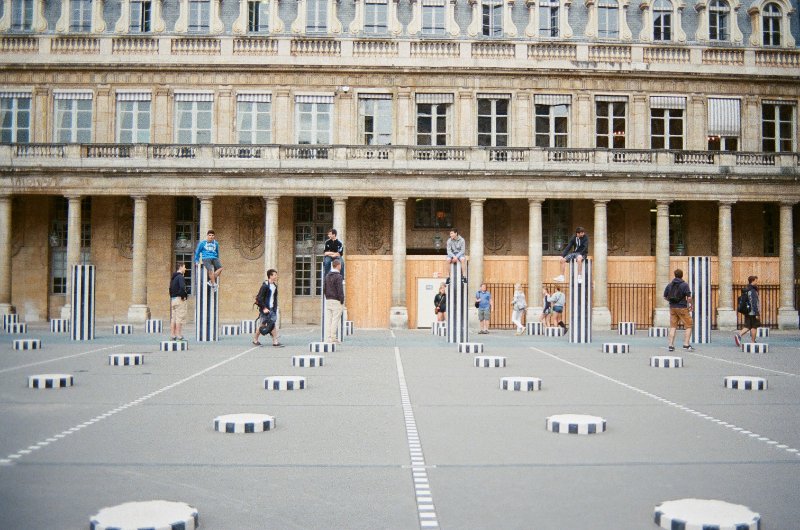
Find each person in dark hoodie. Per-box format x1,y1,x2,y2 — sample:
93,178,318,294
734,275,761,346
554,226,589,283
169,263,189,341
663,268,694,352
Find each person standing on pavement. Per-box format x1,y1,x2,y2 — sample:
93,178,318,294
324,258,345,343
476,283,493,334
547,286,566,328
734,275,761,346
169,262,188,341
252,269,283,347
664,269,695,352
511,283,527,335
434,282,447,322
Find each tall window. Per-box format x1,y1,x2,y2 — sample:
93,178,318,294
542,200,570,255
306,0,328,33
188,0,210,33
534,96,570,148
175,93,213,144
70,0,92,32
595,98,626,149
762,203,778,256
174,197,199,293
482,0,503,37
539,0,559,37
598,0,619,38
653,0,672,41
707,98,739,152
414,199,453,229
130,0,152,32
762,3,781,46
422,0,446,35
11,0,34,31
359,95,392,145
477,96,509,147
762,101,795,152
248,0,270,32
650,96,685,150
50,198,91,295
0,93,31,144
294,197,333,296
364,0,388,34
296,96,332,145
237,94,272,144
709,0,729,40
416,95,453,146
116,93,151,144
54,93,93,144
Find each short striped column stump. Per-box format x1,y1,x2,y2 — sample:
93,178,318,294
221,324,241,336
724,376,767,391
345,320,354,335
114,324,133,335
756,327,769,338
603,343,629,354
292,355,324,367
430,324,440,336
160,340,188,352
7,322,27,334
109,353,144,366
500,377,542,391
474,355,506,368
13,338,41,350
213,413,275,434
50,318,70,333
3,313,19,330
654,499,760,530
90,500,199,530
145,319,163,334
648,327,668,338
310,341,335,353
459,342,484,354
617,322,636,335
264,376,307,390
546,414,607,435
526,322,544,335
545,326,565,337
437,324,448,337
742,342,768,353
650,355,683,368
28,373,73,389
241,319,256,334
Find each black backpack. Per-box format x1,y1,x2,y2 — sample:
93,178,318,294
737,288,751,315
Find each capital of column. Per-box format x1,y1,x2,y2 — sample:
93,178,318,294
656,200,672,207
469,198,486,205
593,199,610,206
528,198,543,206
717,199,735,208
332,196,348,204
131,194,148,202
197,195,213,202
64,194,82,201
263,195,280,204
779,200,798,208
392,197,408,204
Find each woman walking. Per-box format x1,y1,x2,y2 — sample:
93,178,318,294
511,284,527,335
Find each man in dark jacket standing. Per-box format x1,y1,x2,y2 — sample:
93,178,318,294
664,269,695,352
734,275,761,346
252,269,283,347
324,258,345,344
554,226,589,283
169,263,188,341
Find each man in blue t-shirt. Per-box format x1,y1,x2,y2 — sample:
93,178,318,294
475,283,493,334
194,229,223,290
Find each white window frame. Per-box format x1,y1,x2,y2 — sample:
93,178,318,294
295,96,333,145
305,0,328,32
10,0,33,31
538,0,559,36
234,0,283,34
706,97,740,152
349,0,401,34
70,0,93,32
359,95,393,146
477,95,510,147
408,0,460,36
237,94,272,144
114,0,166,33
422,0,446,35
175,0,223,33
129,0,152,32
652,0,672,40
481,0,503,36
56,0,105,33
534,101,570,148
116,93,151,144
291,0,342,35
174,93,214,144
761,100,796,153
584,0,631,40
709,0,729,40
524,0,573,39
416,102,452,146
53,92,93,144
649,97,686,150
595,97,627,149
747,0,795,48
0,92,32,144
639,0,686,42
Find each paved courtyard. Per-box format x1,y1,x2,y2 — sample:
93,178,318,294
0,323,798,529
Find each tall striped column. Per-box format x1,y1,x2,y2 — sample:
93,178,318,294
195,264,218,342
447,262,469,344
70,264,95,341
569,259,592,343
320,268,344,342
688,256,711,343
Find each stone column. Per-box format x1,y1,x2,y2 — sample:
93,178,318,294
716,201,737,330
457,91,474,146
653,200,672,327
687,95,706,151
60,195,83,319
592,200,612,329
390,197,408,328
198,196,213,237
127,195,151,322
514,94,531,148
777,201,799,329
333,196,348,320
0,195,13,315
526,199,543,322
263,196,279,274
469,199,485,328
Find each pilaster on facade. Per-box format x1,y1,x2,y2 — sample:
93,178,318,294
350,0,402,35
467,0,517,37
115,0,166,33
639,0,686,42
584,0,632,41
234,0,284,35
526,198,543,322
292,0,343,35
175,0,224,34
525,0,573,39
263,195,280,274
0,194,13,316
56,0,106,33
653,199,672,327
688,94,707,151
592,199,612,330
694,0,744,44
0,0,47,32
747,0,795,47
390,197,408,329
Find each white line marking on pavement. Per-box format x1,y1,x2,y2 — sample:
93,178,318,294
395,347,439,529
0,345,260,468
686,351,799,377
531,346,800,459
0,345,123,374
390,330,396,339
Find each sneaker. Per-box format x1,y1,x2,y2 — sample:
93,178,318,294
177,336,186,341
577,276,583,284
170,336,177,341
733,333,741,347
668,345,675,352
461,276,468,284
682,345,695,352
207,281,214,288
445,277,451,285
553,275,565,283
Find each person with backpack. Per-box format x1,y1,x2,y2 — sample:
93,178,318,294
169,263,189,341
663,269,694,352
252,269,283,347
734,275,761,346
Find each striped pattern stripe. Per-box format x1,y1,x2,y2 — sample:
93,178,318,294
650,356,683,368
213,414,275,434
91,510,198,530
474,356,506,368
648,326,668,337
263,376,307,390
50,319,70,333
345,320,354,335
545,326,565,337
3,313,19,330
109,354,144,366
602,343,629,354
458,342,483,354
195,264,218,342
71,265,95,341
241,319,257,334
688,256,710,344
145,319,163,333
7,323,27,334
160,340,188,351
310,342,335,353
741,343,768,353
221,325,241,336
292,355,324,367
546,414,607,435
756,327,769,338
13,339,41,350
724,376,767,390
617,322,636,335
28,374,73,389
569,259,592,344
500,377,542,391
446,262,468,344
654,499,760,530
114,324,132,335
526,322,544,335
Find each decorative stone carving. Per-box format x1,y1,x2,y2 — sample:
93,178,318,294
484,199,509,255
608,201,625,255
235,197,264,260
356,198,391,254
114,198,134,259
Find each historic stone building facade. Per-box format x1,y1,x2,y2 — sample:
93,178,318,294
0,0,798,330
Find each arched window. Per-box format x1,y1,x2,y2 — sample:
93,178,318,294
653,0,672,40
709,0,729,40
762,2,781,45
598,0,619,38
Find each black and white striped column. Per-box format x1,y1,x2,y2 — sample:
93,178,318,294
70,264,95,341
194,264,218,342
688,256,710,344
569,259,592,344
447,262,468,344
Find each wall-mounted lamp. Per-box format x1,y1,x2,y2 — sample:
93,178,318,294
335,85,350,95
